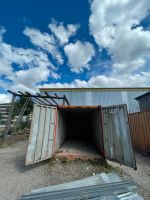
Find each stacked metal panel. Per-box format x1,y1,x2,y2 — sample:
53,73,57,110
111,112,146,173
18,173,143,200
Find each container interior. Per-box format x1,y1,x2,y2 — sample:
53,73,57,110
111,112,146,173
56,107,103,158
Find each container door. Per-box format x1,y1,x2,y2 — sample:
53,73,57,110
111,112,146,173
102,104,137,169
25,104,57,165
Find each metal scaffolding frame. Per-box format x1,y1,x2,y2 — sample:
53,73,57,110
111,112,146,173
2,90,70,140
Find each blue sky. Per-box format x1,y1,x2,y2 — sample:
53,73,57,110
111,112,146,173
0,0,150,102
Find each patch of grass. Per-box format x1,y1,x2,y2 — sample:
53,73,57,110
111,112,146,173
48,157,115,174
87,158,107,166
49,158,57,166
60,157,70,164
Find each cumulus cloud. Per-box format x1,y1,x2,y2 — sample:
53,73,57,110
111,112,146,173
39,71,150,88
0,28,60,93
49,21,79,45
89,0,150,73
23,27,63,64
0,94,12,103
64,40,95,73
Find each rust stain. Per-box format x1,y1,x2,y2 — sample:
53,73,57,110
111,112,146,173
58,105,99,109
54,152,101,161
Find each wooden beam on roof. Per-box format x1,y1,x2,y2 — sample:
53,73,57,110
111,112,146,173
7,90,21,96
44,92,58,105
25,92,49,106
64,95,70,105
8,90,69,106
36,93,55,106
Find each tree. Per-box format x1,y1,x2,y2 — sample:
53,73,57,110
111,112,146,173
13,96,33,117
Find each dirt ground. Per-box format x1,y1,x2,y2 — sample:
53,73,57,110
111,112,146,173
0,137,150,200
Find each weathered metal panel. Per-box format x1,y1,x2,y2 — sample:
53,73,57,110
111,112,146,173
135,92,150,112
102,104,136,169
128,111,150,153
25,104,57,165
30,173,121,194
41,90,148,113
18,178,142,200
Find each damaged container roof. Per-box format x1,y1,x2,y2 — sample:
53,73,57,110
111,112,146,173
25,104,137,169
18,173,143,200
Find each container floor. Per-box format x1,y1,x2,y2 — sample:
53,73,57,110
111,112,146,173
55,139,102,160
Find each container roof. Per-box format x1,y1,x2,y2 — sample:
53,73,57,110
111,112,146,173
135,91,150,100
39,87,150,92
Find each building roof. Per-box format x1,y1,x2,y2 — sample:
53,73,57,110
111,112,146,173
135,91,150,100
39,87,150,92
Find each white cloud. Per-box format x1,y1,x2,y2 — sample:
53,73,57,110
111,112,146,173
64,40,95,73
0,94,12,103
89,0,150,73
39,71,150,88
49,21,79,45
23,27,63,64
0,28,60,93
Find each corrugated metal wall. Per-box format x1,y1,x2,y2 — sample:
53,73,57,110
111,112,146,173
128,111,150,153
26,105,57,165
41,90,148,113
102,105,136,169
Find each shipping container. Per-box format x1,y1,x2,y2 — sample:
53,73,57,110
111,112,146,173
25,104,137,169
135,92,150,112
129,111,150,153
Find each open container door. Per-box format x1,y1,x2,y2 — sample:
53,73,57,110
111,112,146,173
25,104,57,165
102,104,137,169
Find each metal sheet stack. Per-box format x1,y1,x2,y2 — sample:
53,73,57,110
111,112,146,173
18,173,143,200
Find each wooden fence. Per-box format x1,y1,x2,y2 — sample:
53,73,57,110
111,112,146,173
128,111,150,154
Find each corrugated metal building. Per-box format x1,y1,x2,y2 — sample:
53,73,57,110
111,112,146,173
24,87,150,168
135,91,150,112
39,88,150,113
0,103,11,136
0,103,10,126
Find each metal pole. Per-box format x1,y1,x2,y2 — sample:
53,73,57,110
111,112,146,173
11,98,29,135
64,95,70,105
3,94,16,140
45,92,58,105
63,95,65,105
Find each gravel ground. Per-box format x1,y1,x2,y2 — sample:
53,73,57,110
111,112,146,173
0,137,150,200
108,153,150,200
